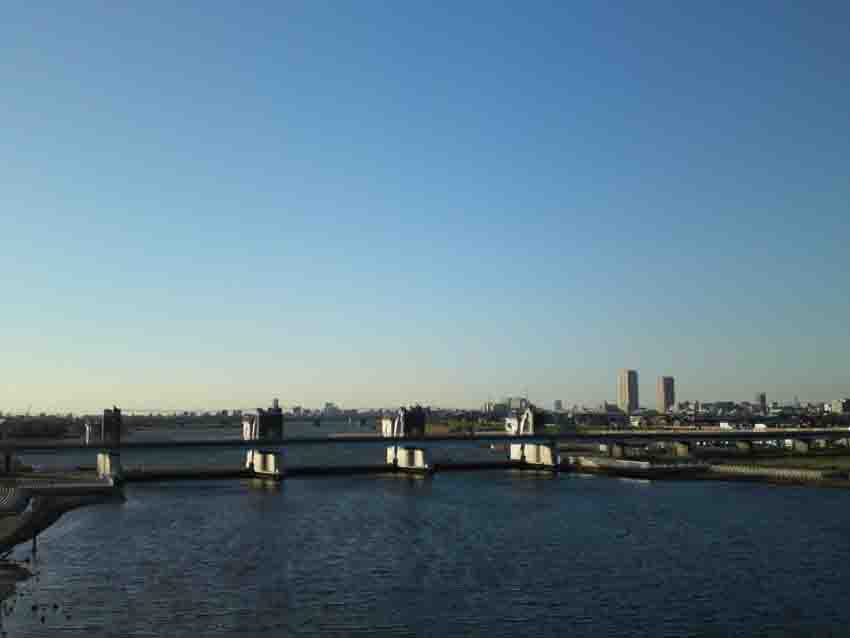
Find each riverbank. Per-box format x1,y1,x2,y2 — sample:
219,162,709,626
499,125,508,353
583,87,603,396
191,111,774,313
563,453,850,488
0,491,124,557
0,486,122,611
0,474,124,556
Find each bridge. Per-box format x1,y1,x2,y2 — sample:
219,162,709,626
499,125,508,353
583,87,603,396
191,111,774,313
0,405,848,555
3,427,849,453
4,403,850,484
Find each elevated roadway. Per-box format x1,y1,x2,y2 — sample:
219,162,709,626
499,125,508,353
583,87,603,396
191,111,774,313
2,428,849,454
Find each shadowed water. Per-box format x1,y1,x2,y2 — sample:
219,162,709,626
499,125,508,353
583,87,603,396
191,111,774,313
3,472,850,637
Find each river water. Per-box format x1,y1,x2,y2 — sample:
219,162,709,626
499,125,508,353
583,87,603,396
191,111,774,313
4,430,850,636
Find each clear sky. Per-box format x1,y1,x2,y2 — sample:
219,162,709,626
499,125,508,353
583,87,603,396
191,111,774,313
2,2,848,413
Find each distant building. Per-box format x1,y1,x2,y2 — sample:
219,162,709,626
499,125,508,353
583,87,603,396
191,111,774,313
601,401,623,414
506,397,529,412
490,402,509,418
699,401,737,415
755,392,767,414
617,369,639,414
832,399,850,415
553,399,563,412
323,402,341,416
656,377,675,413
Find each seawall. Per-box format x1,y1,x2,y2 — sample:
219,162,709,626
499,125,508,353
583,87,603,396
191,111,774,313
0,490,124,555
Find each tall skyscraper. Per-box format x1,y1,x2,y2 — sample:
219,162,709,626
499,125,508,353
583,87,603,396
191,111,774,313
755,392,767,414
656,377,675,413
617,369,639,414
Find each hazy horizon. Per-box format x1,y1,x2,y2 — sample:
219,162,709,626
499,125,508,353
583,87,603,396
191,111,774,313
1,371,843,417
3,3,848,413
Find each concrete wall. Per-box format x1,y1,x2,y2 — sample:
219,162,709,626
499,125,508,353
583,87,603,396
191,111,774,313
387,445,430,470
510,443,559,467
253,451,282,476
96,453,122,480
709,464,827,481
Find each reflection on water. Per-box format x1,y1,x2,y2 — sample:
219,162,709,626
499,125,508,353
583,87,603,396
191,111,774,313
2,473,850,637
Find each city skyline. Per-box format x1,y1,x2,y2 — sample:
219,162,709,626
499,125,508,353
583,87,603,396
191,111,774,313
1,378,843,416
2,4,849,412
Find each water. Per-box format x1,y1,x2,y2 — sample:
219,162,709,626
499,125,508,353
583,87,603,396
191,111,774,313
3,471,850,637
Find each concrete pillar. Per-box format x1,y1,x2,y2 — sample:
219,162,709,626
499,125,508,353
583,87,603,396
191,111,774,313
792,440,810,454
243,403,284,476
505,408,558,469
1,436,17,475
510,443,560,468
252,451,283,477
96,452,122,481
530,443,560,468
672,442,691,457
97,407,122,481
385,406,429,472
388,445,431,472
510,443,525,462
736,441,753,453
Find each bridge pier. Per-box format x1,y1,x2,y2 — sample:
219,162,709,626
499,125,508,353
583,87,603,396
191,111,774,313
96,452,122,481
382,406,431,474
792,440,810,454
246,450,284,477
672,442,692,457
1,445,17,477
387,445,431,471
603,443,626,459
96,407,123,481
0,420,18,475
505,408,559,469
243,400,284,478
2,452,14,474
509,442,560,468
597,443,621,457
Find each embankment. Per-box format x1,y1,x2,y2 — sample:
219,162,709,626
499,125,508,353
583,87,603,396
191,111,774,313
0,490,124,555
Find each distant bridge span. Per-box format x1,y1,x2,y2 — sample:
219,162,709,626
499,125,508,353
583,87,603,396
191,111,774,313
4,428,850,454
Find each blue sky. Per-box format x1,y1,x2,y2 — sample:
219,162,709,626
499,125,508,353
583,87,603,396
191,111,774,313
2,2,848,412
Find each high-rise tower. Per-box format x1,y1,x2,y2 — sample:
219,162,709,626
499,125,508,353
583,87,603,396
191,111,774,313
755,392,767,415
617,369,639,414
656,377,675,413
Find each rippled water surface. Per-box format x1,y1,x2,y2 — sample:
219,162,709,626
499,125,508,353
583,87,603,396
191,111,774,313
5,471,850,637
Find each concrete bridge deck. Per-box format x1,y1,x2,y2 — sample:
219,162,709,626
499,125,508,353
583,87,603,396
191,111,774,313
3,428,849,454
